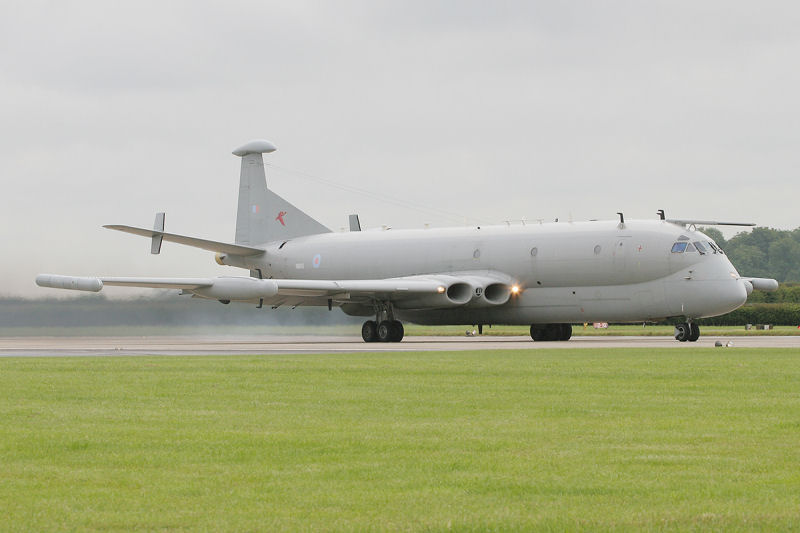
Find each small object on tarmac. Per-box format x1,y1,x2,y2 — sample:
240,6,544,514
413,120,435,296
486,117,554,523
465,329,477,337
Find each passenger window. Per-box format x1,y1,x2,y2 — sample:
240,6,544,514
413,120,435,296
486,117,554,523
671,242,687,253
693,241,707,255
685,243,697,252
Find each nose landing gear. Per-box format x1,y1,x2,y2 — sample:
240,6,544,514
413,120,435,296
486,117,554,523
674,322,700,342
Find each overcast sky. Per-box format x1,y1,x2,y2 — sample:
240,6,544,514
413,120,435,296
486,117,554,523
2,1,799,298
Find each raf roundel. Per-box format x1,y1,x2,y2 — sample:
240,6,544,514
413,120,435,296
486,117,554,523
312,254,321,268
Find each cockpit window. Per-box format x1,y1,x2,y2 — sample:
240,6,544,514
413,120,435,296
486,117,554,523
706,241,718,253
685,243,697,253
693,241,707,255
671,242,688,253
677,235,690,241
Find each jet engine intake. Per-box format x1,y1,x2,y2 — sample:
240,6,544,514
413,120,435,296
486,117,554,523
446,282,473,305
483,282,512,306
458,275,515,307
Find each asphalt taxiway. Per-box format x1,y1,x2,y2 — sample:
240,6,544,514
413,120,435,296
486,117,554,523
1,335,799,357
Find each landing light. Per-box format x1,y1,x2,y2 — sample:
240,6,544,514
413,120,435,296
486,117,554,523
511,285,520,295
437,286,446,293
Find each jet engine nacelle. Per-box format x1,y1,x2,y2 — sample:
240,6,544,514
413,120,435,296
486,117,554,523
459,275,514,307
393,280,473,309
190,277,278,301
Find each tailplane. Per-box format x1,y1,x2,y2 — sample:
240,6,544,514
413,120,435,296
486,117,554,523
233,139,330,246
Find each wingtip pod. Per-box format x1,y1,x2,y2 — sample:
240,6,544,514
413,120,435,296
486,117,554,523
36,274,103,292
232,139,277,157
743,277,779,291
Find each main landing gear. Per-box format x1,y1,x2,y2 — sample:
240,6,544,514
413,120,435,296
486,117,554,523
674,322,700,342
530,324,572,341
362,301,404,343
361,320,404,343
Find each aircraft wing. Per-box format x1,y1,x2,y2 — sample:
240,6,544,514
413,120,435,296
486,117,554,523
104,225,265,256
36,272,514,309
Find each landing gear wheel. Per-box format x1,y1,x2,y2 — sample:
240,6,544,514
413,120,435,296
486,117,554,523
559,324,572,341
530,325,546,341
674,323,690,342
688,323,700,342
391,320,404,342
361,320,378,343
377,320,394,342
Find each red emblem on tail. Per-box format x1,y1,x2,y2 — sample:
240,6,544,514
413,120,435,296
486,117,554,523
276,211,288,226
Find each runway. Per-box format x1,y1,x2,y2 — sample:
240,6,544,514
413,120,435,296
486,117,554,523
2,334,800,356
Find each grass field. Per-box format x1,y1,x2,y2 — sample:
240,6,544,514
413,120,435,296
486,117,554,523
2,349,800,531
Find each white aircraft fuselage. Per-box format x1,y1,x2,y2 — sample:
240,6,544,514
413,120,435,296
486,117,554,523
225,219,748,325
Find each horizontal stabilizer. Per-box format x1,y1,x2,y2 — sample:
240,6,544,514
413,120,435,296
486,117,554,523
104,225,264,256
666,219,756,227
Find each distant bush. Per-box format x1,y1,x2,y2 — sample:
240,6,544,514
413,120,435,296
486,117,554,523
697,303,800,326
745,283,800,303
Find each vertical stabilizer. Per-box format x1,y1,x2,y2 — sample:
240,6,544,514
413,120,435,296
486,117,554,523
233,139,331,246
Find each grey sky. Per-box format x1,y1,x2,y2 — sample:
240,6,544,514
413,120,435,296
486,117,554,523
2,1,799,297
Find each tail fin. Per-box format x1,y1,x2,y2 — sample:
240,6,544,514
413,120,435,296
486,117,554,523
233,139,331,246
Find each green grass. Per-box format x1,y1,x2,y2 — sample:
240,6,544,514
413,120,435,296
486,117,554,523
2,349,800,531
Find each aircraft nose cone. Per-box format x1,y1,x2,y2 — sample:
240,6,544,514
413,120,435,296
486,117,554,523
726,280,749,310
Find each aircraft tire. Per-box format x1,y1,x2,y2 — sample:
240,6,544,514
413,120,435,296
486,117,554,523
362,320,378,343
674,323,689,342
377,320,394,342
688,323,700,342
391,320,404,342
544,325,560,341
530,325,546,341
559,324,572,341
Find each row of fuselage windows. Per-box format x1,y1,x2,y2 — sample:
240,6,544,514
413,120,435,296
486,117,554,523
671,239,723,255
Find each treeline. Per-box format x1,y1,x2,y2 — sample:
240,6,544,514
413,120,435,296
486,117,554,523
697,304,800,326
703,226,800,282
